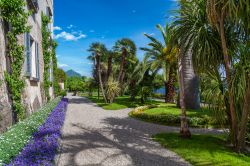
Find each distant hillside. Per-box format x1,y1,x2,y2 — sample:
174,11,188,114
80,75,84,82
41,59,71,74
66,70,81,78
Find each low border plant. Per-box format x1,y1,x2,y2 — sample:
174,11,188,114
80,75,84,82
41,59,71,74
0,97,61,165
7,98,68,165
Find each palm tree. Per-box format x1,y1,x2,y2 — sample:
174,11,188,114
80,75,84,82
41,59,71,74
178,48,191,138
88,42,108,103
141,23,179,103
174,0,250,151
113,38,136,88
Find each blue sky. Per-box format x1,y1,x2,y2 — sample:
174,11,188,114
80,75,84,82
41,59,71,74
54,0,178,77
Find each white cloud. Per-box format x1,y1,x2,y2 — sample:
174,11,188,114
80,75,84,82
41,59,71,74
58,63,69,68
54,26,62,31
55,31,87,41
67,24,74,29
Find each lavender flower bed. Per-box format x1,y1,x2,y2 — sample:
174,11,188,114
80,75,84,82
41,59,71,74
7,98,68,166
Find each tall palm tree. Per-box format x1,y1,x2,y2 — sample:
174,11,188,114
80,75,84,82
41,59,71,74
174,0,250,151
88,42,108,103
141,23,179,103
113,38,136,88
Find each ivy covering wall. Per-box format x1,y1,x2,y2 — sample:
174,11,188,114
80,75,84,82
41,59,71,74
41,14,52,101
52,41,61,97
42,14,60,100
0,0,30,120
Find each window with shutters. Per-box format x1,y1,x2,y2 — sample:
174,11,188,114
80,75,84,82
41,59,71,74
24,33,40,81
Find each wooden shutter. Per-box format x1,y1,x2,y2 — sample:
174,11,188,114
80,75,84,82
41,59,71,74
25,33,31,77
35,42,40,80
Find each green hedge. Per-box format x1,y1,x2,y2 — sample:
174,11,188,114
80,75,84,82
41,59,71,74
129,107,221,128
0,97,61,165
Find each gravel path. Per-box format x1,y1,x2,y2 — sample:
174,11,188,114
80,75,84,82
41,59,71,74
55,94,224,166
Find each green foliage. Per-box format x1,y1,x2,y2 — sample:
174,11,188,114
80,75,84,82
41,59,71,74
0,0,30,120
67,77,84,93
153,133,250,166
59,90,67,97
56,68,67,83
0,97,60,165
51,41,61,97
130,104,222,128
106,77,120,103
87,96,161,110
42,14,52,101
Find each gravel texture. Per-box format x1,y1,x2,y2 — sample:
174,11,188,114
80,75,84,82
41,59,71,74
55,94,224,166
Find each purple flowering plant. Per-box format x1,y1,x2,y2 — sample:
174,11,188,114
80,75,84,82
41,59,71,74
7,98,68,166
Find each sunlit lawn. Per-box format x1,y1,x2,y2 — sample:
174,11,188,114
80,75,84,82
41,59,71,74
144,103,213,118
86,95,162,110
153,133,250,166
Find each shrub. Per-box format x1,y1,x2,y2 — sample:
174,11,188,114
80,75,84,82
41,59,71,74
60,90,67,97
0,97,61,165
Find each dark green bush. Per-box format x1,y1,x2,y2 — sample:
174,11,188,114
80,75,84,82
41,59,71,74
60,90,67,97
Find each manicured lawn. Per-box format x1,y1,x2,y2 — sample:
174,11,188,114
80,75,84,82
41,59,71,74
144,103,213,118
130,103,221,128
153,133,250,166
87,96,161,110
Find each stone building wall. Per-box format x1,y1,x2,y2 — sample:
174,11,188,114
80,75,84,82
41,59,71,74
0,0,54,133
0,19,13,133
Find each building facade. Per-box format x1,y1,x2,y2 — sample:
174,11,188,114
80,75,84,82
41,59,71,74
0,0,54,133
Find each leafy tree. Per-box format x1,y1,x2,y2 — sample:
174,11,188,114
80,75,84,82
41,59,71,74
113,38,137,89
67,77,84,95
141,24,179,103
88,43,108,103
173,0,250,150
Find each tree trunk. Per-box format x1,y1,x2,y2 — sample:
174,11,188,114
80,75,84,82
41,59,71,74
164,82,168,103
177,46,200,110
178,53,191,138
166,66,176,103
96,54,107,103
219,10,237,146
118,48,126,83
130,80,136,101
107,54,112,82
97,84,100,99
237,75,250,152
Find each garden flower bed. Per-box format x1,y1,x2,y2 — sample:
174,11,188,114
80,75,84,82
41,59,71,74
0,98,68,165
6,98,68,166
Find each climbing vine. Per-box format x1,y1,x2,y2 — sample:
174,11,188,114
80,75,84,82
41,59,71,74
42,14,51,101
42,14,60,99
0,0,30,120
52,41,60,97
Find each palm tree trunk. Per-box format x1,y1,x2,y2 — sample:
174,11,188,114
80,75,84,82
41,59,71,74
237,75,250,151
219,10,237,146
166,66,176,103
164,82,168,103
118,48,126,83
96,54,107,103
178,46,200,110
178,52,191,138
107,54,112,81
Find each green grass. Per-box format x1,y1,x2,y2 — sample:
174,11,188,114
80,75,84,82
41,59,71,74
130,103,221,128
144,103,213,118
153,133,250,166
86,96,161,110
